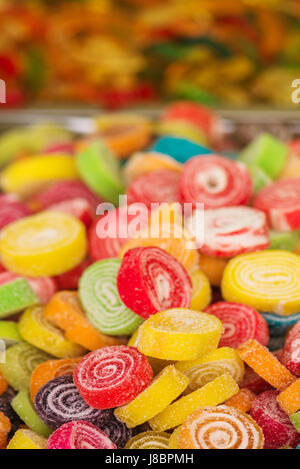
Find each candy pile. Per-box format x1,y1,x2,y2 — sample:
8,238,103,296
1,101,300,450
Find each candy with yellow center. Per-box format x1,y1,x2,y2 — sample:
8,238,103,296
190,270,211,310
125,431,170,449
149,373,239,431
18,306,86,359
115,365,189,427
1,154,78,197
0,211,87,277
123,151,182,184
135,308,222,361
7,429,47,449
222,250,300,315
175,347,244,393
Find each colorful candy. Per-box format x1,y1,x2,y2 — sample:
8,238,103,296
190,270,211,311
100,415,132,448
11,390,52,438
7,429,47,450
199,254,228,287
0,320,22,347
0,272,57,306
0,278,38,319
127,170,180,208
150,136,212,164
0,411,11,449
269,229,300,252
263,312,300,338
225,388,256,413
124,431,170,449
282,320,300,375
0,194,31,231
277,378,300,416
123,151,181,184
48,421,117,450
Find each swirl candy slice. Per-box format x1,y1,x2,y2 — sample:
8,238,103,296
0,342,51,391
222,251,300,315
237,340,296,391
34,375,111,429
190,270,211,311
48,421,117,450
123,151,182,184
178,405,264,449
11,390,52,438
179,155,252,208
189,206,269,258
254,179,300,231
44,291,120,351
124,431,170,449
79,259,143,336
175,347,244,393
115,365,189,427
7,429,47,450
18,306,85,359
127,170,180,208
117,247,192,319
0,278,38,319
100,415,132,448
204,302,269,349
0,211,87,277
149,373,239,431
74,346,153,409
135,309,222,361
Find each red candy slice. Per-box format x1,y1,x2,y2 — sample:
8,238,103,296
55,258,92,290
250,390,300,449
127,170,180,208
48,198,94,227
253,178,300,231
74,346,153,409
204,302,269,349
188,206,269,258
88,205,148,261
0,194,31,230
0,272,57,305
48,421,117,450
117,247,192,319
282,320,300,376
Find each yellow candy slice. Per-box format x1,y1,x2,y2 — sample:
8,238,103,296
135,308,222,361
18,306,85,359
1,154,78,197
190,270,212,311
125,431,170,449
222,250,300,315
175,347,245,393
7,429,47,449
149,373,239,431
168,426,182,449
0,211,87,277
115,365,189,427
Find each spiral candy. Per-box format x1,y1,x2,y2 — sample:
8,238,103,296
100,415,132,448
127,170,180,208
124,431,170,449
48,421,117,450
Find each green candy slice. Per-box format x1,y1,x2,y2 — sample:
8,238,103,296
79,259,143,336
76,141,124,205
0,278,39,319
0,321,22,346
0,342,51,390
290,411,300,432
269,230,300,252
11,390,52,438
239,133,288,179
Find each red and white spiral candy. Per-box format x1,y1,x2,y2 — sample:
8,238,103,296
250,390,300,449
254,178,300,231
127,170,180,208
48,421,117,449
0,194,31,230
282,320,300,376
179,155,252,208
74,346,153,409
0,271,57,305
117,247,192,319
187,206,269,258
204,302,269,349
47,198,94,228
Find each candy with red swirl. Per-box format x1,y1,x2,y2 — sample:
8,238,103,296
127,170,180,208
48,421,117,449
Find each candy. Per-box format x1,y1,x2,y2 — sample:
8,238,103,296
76,141,124,205
179,155,252,208
0,272,57,305
155,119,206,145
150,136,213,164
222,251,300,315
7,429,47,449
269,230,300,252
127,170,180,208
178,405,264,449
175,347,244,393
124,431,170,449
250,390,300,449
48,421,117,450
188,206,269,258
79,259,143,336
0,278,38,319
290,412,300,432
0,372,8,396
168,426,182,449
190,270,211,311
0,342,51,391
11,390,52,438
277,378,300,415
44,291,120,351
48,198,94,228
263,312,300,338
34,375,111,430
18,306,85,359
248,166,272,193
199,254,228,287
0,194,31,230
1,154,79,197
123,151,182,184
254,179,300,231
149,373,239,431
0,389,21,433
0,211,87,277
74,346,153,409
115,365,189,427
225,388,256,413
239,133,288,179
55,258,92,290
117,247,192,319
100,415,132,448
0,411,11,449
237,339,296,391
135,309,222,361
204,302,269,349
282,320,300,375
240,367,271,395
0,321,22,346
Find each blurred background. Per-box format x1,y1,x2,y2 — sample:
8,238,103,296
0,0,300,110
